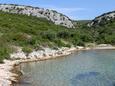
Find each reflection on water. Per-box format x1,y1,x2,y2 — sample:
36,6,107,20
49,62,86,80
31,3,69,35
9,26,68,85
16,50,115,86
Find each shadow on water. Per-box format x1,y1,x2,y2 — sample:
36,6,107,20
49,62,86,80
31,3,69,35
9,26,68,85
71,72,114,86
16,75,32,86
17,81,31,85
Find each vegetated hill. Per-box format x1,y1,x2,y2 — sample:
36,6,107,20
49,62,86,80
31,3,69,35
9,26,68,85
88,11,115,27
0,11,94,62
77,20,91,24
0,4,114,62
88,11,115,44
0,4,74,28
74,20,91,28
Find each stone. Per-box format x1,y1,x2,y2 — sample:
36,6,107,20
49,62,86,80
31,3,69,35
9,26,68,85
0,4,75,28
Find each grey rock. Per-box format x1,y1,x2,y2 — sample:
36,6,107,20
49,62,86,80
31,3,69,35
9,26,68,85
88,11,115,27
0,4,75,28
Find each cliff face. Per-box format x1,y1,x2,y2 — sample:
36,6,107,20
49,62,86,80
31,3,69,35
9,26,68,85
88,11,115,27
0,4,75,28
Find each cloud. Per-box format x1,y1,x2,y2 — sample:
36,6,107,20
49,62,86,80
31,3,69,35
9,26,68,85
40,5,86,12
50,7,86,13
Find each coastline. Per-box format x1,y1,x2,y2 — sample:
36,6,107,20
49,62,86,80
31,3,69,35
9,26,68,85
0,45,115,86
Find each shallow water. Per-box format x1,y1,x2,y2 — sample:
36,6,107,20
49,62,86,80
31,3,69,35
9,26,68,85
16,50,115,86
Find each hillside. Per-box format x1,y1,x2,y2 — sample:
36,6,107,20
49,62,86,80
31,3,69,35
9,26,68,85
0,4,115,62
74,20,91,28
0,11,93,62
0,4,74,28
88,11,115,44
88,11,115,27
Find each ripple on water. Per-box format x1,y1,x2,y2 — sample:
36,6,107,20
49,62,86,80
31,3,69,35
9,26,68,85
71,72,113,86
17,50,115,86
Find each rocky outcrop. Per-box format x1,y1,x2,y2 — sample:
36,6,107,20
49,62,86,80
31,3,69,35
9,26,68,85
0,4,75,28
88,11,115,27
0,60,21,86
10,47,75,60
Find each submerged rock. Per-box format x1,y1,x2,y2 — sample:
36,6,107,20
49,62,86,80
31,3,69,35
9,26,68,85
71,72,113,86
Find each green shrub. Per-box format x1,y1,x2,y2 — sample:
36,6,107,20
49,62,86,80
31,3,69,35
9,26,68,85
65,44,71,48
54,39,66,47
22,47,33,53
0,38,12,62
40,31,56,41
57,31,70,39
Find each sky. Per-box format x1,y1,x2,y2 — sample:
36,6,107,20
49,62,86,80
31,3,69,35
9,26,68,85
0,0,115,20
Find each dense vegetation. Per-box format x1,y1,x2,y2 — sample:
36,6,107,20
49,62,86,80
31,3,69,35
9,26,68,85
90,17,115,44
0,10,115,62
0,11,94,62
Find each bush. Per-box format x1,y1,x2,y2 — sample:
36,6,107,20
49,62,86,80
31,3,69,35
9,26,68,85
22,47,33,53
0,38,12,62
12,33,31,41
72,37,85,46
57,31,70,39
54,39,66,47
65,44,71,48
40,31,56,41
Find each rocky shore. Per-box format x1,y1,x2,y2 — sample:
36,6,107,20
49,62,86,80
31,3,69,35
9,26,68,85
0,60,21,86
0,45,115,86
0,47,78,86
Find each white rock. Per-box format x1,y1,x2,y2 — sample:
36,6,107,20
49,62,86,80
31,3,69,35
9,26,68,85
76,46,84,49
0,4,75,28
10,52,27,59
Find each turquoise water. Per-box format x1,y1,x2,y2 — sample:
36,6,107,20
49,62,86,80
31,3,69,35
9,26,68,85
16,50,115,86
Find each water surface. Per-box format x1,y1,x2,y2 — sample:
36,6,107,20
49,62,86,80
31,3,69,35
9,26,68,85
16,50,115,86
